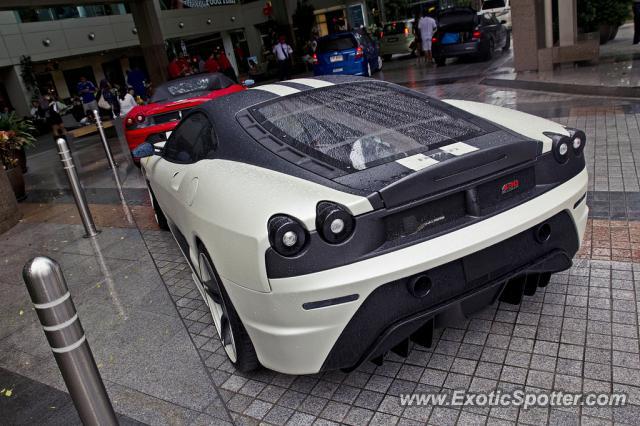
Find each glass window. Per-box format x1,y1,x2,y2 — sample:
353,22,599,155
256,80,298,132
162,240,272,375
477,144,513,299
482,0,506,9
15,3,126,22
150,73,234,103
383,22,409,36
163,113,216,164
317,36,358,53
250,82,488,172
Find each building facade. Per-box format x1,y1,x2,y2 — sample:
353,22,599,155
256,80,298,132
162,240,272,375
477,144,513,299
0,0,368,116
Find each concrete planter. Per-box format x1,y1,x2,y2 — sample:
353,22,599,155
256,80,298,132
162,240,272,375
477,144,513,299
0,168,21,235
6,166,26,201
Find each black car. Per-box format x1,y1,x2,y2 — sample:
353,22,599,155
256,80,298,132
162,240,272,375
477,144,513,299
432,7,510,65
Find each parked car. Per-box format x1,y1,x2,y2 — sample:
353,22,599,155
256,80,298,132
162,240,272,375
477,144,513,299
313,31,382,77
380,19,415,60
432,7,510,66
480,0,511,30
124,73,244,158
135,76,588,375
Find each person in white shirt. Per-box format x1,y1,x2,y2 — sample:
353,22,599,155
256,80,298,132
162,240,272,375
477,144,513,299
272,35,294,81
118,87,138,117
418,12,437,64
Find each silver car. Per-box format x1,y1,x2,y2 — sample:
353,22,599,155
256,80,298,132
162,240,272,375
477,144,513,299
380,20,415,61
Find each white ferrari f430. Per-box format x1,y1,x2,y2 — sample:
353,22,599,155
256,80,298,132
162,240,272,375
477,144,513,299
135,76,588,374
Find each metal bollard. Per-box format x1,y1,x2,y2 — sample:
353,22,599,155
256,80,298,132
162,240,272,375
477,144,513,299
93,110,119,169
23,257,118,426
56,138,99,238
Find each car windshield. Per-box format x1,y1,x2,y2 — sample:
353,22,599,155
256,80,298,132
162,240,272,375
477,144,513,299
151,73,234,103
383,22,410,35
482,0,505,9
250,82,488,172
317,36,358,53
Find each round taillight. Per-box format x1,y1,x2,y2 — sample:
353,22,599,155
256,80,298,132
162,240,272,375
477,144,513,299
136,114,145,123
316,201,355,244
125,117,134,127
571,130,586,156
268,215,307,257
552,137,570,164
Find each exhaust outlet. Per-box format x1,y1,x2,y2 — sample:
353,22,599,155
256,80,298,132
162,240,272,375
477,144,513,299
407,275,432,298
535,223,551,243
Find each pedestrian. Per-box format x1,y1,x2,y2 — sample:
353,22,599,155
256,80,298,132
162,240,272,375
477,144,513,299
45,94,66,137
97,79,117,118
217,49,237,82
118,87,137,117
205,52,220,73
634,0,640,45
418,11,437,64
273,35,293,81
70,96,85,123
126,66,147,100
413,12,422,61
76,75,98,113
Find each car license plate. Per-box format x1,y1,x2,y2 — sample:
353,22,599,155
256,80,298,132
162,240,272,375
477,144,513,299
387,37,398,42
332,68,343,73
330,55,343,62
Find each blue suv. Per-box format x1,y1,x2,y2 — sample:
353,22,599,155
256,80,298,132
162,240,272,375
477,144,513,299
313,31,382,77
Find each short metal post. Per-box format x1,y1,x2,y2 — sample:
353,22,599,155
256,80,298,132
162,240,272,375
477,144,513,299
93,110,119,169
23,257,118,426
56,137,99,238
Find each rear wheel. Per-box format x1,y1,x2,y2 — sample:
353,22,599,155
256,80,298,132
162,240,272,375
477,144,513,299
503,31,511,51
146,183,169,231
483,39,495,61
197,246,259,372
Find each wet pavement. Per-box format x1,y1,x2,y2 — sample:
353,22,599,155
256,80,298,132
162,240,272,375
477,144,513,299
2,54,640,425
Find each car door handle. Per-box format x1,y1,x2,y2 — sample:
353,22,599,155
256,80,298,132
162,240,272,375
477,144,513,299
170,171,183,191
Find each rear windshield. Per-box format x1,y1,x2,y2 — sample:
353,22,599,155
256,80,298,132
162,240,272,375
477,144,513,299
151,73,233,103
250,82,488,172
317,36,358,53
482,0,505,9
383,22,411,35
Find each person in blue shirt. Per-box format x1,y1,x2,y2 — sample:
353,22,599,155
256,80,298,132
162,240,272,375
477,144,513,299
126,66,147,100
76,76,97,113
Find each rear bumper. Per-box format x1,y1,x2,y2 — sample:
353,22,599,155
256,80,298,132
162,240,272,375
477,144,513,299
223,168,588,374
433,40,482,58
380,41,413,56
314,62,366,76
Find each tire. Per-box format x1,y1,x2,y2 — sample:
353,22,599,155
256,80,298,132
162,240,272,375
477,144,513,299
383,54,392,61
483,39,495,61
503,31,511,51
377,56,383,71
435,56,446,66
197,245,260,373
146,183,169,231
366,62,372,77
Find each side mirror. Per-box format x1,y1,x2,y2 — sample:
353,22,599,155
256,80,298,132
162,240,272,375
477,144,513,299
242,79,255,88
132,142,159,158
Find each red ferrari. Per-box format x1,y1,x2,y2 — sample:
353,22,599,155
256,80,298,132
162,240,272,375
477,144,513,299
125,73,244,156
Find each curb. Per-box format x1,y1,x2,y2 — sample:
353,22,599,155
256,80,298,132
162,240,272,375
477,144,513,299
481,78,640,98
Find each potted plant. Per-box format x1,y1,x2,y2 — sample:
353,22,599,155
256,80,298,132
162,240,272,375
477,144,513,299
0,112,36,201
578,0,632,44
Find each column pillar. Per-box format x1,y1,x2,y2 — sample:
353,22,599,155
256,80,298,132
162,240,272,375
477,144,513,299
3,65,31,117
558,0,577,47
544,0,553,48
511,0,540,71
129,0,168,87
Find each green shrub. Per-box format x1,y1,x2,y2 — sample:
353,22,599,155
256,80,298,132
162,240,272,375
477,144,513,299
578,0,632,32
